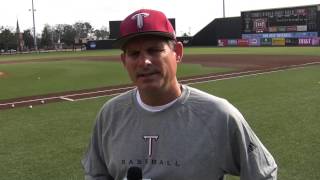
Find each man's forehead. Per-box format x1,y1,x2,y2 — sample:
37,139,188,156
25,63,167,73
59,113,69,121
124,36,168,50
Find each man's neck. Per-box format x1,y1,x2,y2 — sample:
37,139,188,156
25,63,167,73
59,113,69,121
138,83,182,106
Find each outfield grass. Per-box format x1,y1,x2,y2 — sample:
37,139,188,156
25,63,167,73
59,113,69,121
184,46,320,56
1,47,319,180
0,65,319,179
0,59,231,100
193,65,320,180
1,47,320,62
0,61,128,99
0,50,121,61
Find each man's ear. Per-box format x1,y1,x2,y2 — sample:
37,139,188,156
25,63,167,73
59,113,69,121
120,53,126,66
174,42,183,63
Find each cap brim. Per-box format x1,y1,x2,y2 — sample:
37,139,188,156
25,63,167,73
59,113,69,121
113,31,175,49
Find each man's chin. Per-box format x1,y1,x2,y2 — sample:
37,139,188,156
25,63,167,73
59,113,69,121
137,83,162,93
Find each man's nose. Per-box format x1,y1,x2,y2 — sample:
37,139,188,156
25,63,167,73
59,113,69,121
137,53,152,67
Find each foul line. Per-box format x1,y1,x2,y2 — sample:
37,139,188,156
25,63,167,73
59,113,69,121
0,96,60,106
59,96,75,102
0,86,134,106
186,62,320,85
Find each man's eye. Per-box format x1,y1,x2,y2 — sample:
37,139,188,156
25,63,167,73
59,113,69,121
128,51,139,57
148,48,163,54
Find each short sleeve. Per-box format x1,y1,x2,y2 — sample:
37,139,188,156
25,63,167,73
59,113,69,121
222,106,278,180
81,113,114,180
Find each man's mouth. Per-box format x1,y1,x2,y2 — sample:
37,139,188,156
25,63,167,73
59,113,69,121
137,71,160,78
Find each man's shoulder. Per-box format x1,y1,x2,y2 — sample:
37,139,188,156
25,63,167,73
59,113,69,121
183,85,246,130
183,85,239,115
185,85,228,105
101,88,136,112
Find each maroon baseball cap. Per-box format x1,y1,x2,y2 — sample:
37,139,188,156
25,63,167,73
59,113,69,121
113,9,176,49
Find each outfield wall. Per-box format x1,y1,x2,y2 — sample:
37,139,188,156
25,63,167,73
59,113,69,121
192,4,320,47
87,4,319,48
218,37,319,47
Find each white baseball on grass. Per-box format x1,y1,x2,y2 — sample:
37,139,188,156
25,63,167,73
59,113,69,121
29,105,33,109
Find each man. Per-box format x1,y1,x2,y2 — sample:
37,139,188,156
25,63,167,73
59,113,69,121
82,9,277,180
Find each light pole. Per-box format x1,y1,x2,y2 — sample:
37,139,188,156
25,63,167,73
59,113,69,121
31,0,38,51
223,0,226,18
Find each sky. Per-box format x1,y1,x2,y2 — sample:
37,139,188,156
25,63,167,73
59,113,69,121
1,0,319,36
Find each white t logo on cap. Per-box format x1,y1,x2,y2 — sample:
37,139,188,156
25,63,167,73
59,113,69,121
131,13,150,30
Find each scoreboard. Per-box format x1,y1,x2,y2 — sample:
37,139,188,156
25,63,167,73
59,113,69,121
241,4,320,34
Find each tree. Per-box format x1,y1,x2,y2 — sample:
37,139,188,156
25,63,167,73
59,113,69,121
94,26,109,40
0,28,17,52
23,29,34,50
53,24,64,43
40,24,53,49
61,24,76,46
73,22,92,39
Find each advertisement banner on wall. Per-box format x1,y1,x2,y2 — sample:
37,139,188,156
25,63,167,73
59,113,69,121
228,39,238,46
298,38,312,45
242,32,318,39
237,39,249,46
89,42,97,49
272,38,285,46
217,39,228,47
312,38,319,46
285,38,299,46
260,38,272,46
249,38,260,46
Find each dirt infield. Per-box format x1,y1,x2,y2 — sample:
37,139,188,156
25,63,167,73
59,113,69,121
1,54,320,110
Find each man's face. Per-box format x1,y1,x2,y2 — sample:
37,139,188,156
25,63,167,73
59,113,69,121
121,36,182,94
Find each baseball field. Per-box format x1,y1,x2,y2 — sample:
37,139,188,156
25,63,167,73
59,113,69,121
0,47,319,179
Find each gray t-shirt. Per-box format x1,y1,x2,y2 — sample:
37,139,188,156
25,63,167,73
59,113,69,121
82,85,277,180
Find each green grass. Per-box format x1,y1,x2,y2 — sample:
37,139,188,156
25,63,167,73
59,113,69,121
0,59,231,100
0,65,319,179
184,46,320,56
192,65,320,180
1,47,320,62
3,46,319,100
0,50,121,61
1,48,319,179
0,97,108,180
0,60,129,100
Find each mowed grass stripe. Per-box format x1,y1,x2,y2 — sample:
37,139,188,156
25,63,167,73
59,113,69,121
0,65,319,179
